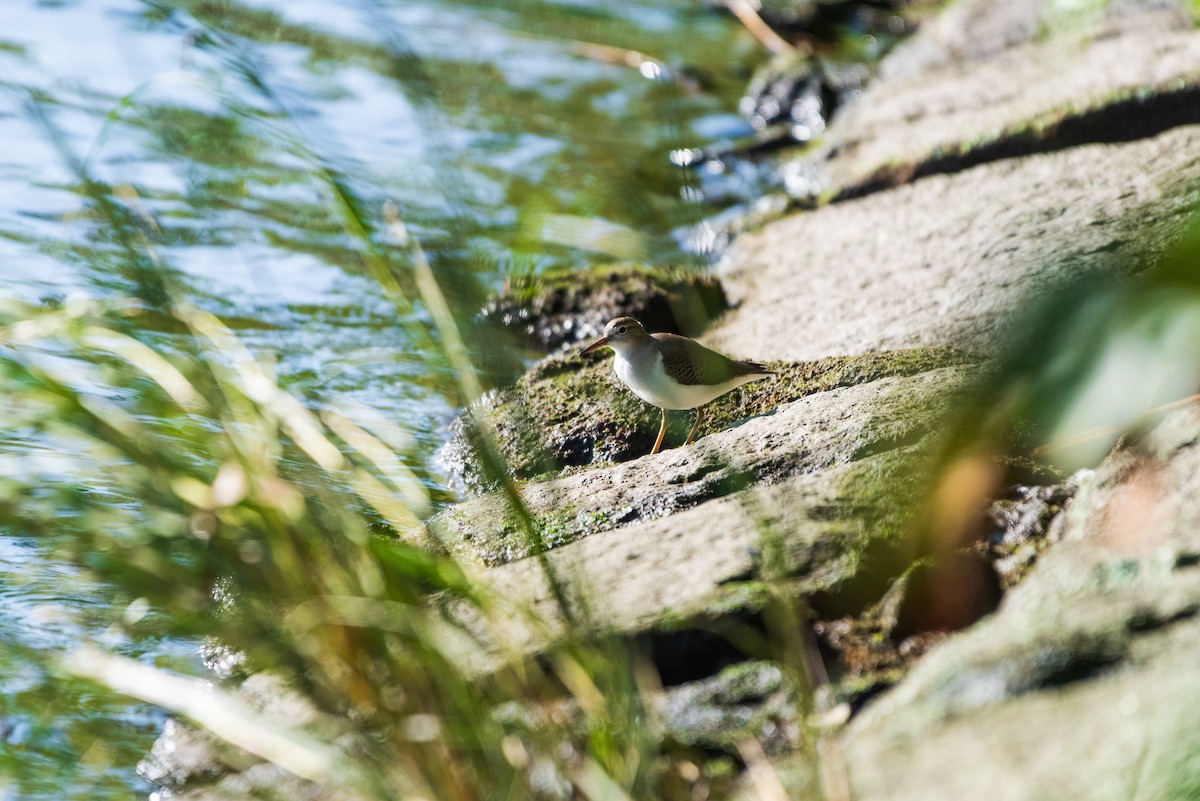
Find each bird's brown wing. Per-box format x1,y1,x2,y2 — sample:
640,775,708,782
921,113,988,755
653,333,769,386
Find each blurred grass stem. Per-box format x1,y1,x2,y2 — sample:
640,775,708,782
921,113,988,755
722,0,802,58
1032,391,1200,458
384,202,582,627
64,646,344,785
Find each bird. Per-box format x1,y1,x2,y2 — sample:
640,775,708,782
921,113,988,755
579,316,773,454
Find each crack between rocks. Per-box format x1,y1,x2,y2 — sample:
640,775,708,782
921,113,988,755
831,85,1200,204
1126,602,1200,634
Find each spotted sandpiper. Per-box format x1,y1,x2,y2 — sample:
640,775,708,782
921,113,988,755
579,316,773,454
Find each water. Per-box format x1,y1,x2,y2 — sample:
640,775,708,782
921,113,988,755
2,0,760,454
0,536,202,800
0,1,761,797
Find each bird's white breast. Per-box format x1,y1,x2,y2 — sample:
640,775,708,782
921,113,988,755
613,350,763,410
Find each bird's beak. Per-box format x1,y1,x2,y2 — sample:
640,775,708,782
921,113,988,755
579,337,608,357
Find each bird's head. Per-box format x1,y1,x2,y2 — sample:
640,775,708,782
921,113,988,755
579,316,648,356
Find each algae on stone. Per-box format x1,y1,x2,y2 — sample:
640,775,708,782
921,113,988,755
442,346,979,495
432,364,980,570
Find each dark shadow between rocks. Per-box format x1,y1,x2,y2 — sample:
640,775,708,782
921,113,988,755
642,610,768,688
833,85,1200,203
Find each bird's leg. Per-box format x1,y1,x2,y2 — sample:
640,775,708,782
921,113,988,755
651,407,668,454
685,406,704,445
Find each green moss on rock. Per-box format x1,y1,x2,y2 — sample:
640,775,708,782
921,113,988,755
443,345,978,495
482,262,728,351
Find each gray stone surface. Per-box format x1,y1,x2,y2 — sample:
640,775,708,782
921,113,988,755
710,125,1200,362
139,674,365,801
450,453,887,668
433,367,976,672
878,0,1189,83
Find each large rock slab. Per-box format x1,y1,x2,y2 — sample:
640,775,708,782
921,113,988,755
448,447,923,671
429,367,978,670
442,346,970,496
837,404,1200,801
811,0,1200,198
710,124,1200,363
430,366,972,565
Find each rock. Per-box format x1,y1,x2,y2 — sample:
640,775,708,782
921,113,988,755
138,718,231,792
812,469,1086,706
802,0,1200,200
739,54,870,144
158,763,365,801
831,403,1200,801
421,362,991,683
980,476,1084,588
710,124,1200,363
479,264,728,352
657,661,799,754
750,0,928,39
440,346,974,496
443,447,920,673
878,0,1189,82
432,361,978,562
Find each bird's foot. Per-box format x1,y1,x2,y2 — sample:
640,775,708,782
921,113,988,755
684,408,704,446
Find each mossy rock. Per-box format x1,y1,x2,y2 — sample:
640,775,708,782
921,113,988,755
441,345,979,495
658,661,797,754
480,263,728,351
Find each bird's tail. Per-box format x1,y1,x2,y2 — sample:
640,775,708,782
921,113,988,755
735,359,774,377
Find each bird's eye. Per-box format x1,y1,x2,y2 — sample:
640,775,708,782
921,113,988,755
617,326,627,335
